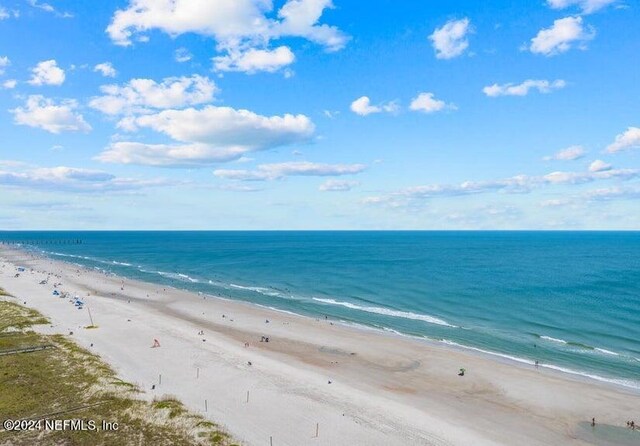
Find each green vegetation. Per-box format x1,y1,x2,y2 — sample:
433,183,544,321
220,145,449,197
0,301,238,446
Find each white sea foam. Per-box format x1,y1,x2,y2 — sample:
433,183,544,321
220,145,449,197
594,348,619,356
154,271,199,283
540,335,567,344
111,260,132,267
254,304,299,317
312,298,455,327
439,340,640,391
439,340,535,365
178,273,199,283
230,283,284,297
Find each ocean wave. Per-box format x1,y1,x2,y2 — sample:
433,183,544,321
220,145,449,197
254,304,299,316
151,270,200,283
540,363,640,390
540,335,625,358
111,260,132,267
312,298,455,327
594,348,619,356
438,340,640,390
178,273,199,283
540,335,567,344
229,283,286,297
47,251,94,261
439,340,534,365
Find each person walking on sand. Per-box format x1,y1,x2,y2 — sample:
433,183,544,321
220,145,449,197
152,339,160,348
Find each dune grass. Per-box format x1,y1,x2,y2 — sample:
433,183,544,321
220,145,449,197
0,301,238,446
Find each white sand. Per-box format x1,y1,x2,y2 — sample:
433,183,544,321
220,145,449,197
1,247,638,445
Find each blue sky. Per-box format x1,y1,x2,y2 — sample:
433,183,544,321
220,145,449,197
0,0,638,229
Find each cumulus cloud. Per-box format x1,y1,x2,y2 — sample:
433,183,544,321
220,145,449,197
606,127,640,153
319,179,359,191
429,18,472,60
543,145,586,161
546,0,616,14
94,62,117,77
28,60,66,86
2,79,17,89
106,0,348,74
11,95,91,134
350,96,398,116
364,167,639,207
529,16,594,56
0,165,168,193
213,46,295,73
97,106,315,167
588,159,612,172
483,79,566,97
214,161,366,181
409,92,454,113
89,75,217,115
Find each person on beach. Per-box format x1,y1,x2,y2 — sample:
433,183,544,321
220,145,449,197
152,339,161,348
591,418,595,427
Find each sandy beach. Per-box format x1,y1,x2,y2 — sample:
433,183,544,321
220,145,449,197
1,246,638,446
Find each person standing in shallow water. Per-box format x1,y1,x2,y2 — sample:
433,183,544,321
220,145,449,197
591,418,595,427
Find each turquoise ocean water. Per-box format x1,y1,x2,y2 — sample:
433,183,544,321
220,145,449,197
3,231,639,390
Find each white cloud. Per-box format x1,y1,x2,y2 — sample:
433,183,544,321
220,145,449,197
0,165,167,193
214,161,366,181
364,167,639,207
106,0,348,73
0,56,9,74
529,16,594,56
319,179,360,191
543,145,586,161
0,7,18,19
11,95,91,134
213,46,295,73
28,60,66,86
429,18,472,60
2,79,17,89
218,183,263,192
27,0,73,18
585,186,640,201
409,92,453,113
94,62,117,77
350,96,398,116
89,75,218,115
97,106,315,167
175,47,193,63
540,198,573,207
606,127,640,153
589,159,612,172
546,0,616,14
483,79,566,97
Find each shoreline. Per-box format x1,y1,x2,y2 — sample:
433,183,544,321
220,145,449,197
23,245,640,394
2,245,639,445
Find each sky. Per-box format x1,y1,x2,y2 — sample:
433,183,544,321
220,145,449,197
0,0,638,230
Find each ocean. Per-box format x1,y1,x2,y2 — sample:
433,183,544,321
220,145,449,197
3,231,639,390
